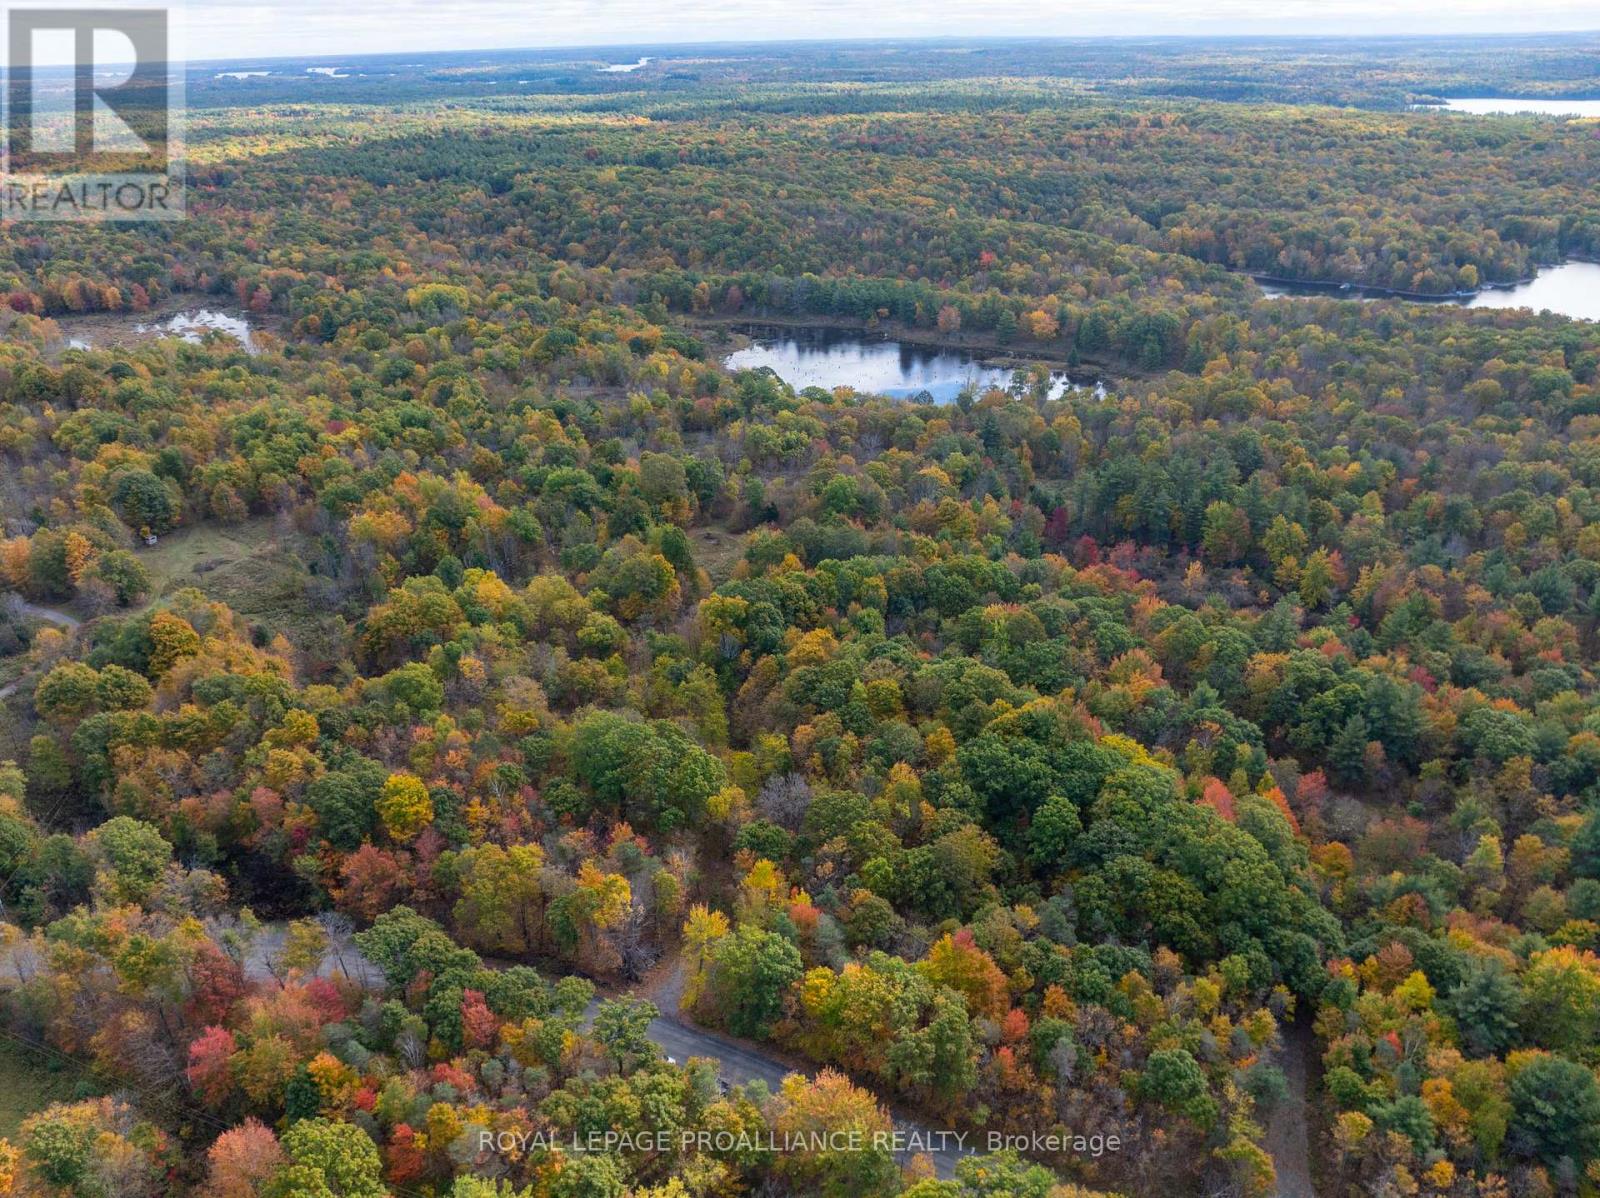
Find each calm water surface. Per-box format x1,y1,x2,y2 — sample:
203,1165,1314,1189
1258,261,1600,322
63,309,259,353
1420,98,1600,116
724,326,1106,402
1465,263,1600,321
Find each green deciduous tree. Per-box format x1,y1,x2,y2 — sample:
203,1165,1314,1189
708,923,802,1038
265,1118,387,1198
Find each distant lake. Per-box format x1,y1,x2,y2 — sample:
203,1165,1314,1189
1417,98,1600,117
598,57,652,73
723,326,1106,402
1258,261,1600,322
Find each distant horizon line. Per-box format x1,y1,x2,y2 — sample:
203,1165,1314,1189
183,28,1600,68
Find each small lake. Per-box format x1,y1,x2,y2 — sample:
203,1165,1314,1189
1418,98,1600,117
599,56,652,73
1258,261,1600,322
723,326,1106,402
62,308,260,353
1465,262,1600,320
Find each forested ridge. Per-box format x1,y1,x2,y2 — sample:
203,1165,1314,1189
9,86,1600,317
1,36,1600,1198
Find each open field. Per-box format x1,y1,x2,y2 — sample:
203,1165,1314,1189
688,526,746,587
0,1041,97,1139
130,516,316,632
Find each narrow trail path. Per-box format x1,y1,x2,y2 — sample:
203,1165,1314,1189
0,602,83,701
1265,1012,1318,1198
15,602,81,630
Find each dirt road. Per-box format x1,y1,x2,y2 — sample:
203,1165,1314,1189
1265,1012,1318,1198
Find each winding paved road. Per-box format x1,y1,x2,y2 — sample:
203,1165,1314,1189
240,921,387,988
632,956,971,1177
239,932,969,1178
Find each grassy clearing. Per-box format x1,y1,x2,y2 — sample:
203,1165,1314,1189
689,526,746,587
4,516,323,717
0,1039,99,1137
134,516,316,631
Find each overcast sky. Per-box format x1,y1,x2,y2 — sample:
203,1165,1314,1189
117,0,1600,61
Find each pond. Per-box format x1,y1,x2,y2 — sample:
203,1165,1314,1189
62,308,260,353
1464,262,1600,321
1417,98,1600,117
598,56,652,73
1257,261,1600,322
723,325,1106,402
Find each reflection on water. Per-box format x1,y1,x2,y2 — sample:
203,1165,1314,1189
64,309,259,353
1257,262,1600,322
724,326,1106,403
599,57,652,73
1465,263,1600,321
1418,98,1600,117
139,310,257,350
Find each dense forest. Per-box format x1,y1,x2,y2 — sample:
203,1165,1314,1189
2,33,1600,1198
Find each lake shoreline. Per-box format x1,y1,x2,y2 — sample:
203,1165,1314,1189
1411,97,1600,117
44,303,266,355
1254,274,1477,301
711,318,1114,402
696,313,1122,382
1252,270,1543,303
1255,258,1600,319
